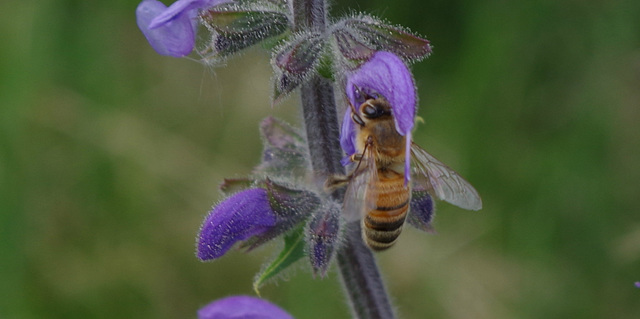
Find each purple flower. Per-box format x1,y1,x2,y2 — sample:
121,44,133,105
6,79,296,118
339,106,356,165
136,0,232,57
306,204,341,277
341,51,417,181
407,191,435,232
635,281,640,288
197,188,276,260
198,295,293,319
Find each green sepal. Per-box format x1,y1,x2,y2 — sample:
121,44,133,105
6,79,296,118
254,117,309,179
316,53,335,81
219,178,254,196
199,4,290,59
253,226,306,294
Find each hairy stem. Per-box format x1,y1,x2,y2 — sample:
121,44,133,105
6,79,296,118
292,1,395,318
337,222,395,319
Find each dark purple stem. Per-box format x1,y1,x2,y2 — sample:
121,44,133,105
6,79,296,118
292,1,395,318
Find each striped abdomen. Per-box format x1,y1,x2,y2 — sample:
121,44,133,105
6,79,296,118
362,170,410,251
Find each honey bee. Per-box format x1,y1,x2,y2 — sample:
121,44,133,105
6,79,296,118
328,96,482,251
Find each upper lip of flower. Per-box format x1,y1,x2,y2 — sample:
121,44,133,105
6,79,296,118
136,0,233,57
345,51,416,138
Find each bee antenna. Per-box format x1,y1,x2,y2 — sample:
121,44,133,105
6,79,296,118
349,101,358,115
353,84,374,100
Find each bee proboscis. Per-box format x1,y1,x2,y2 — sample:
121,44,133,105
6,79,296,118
328,97,482,251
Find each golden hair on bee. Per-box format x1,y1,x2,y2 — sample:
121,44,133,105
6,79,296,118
345,97,411,251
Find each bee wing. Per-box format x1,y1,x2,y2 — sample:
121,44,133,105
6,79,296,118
343,147,379,222
410,143,482,211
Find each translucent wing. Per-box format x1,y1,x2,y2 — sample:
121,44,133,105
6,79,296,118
343,146,379,222
411,143,482,211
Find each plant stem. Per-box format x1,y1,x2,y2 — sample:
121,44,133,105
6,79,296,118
292,1,395,318
336,222,395,319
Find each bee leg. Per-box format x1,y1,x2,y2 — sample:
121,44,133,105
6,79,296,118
325,174,350,190
350,154,363,162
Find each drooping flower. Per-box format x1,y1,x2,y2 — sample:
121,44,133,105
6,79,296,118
197,179,322,260
198,295,293,319
136,0,232,57
341,51,417,182
197,188,276,260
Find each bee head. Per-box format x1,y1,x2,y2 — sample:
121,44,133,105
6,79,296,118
360,98,392,120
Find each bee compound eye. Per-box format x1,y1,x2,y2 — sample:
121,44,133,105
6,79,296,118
363,105,377,117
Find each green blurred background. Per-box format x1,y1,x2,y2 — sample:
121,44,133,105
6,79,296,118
1,0,639,318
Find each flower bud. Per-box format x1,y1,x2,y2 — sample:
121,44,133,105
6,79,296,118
407,190,436,232
272,32,325,101
306,202,341,277
241,179,321,249
197,188,277,260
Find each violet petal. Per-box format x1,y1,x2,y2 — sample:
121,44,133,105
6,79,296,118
242,179,321,249
198,296,293,319
346,51,416,136
197,188,276,260
339,107,356,158
344,51,417,181
136,0,196,57
149,0,231,29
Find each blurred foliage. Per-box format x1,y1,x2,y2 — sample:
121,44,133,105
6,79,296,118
1,0,639,318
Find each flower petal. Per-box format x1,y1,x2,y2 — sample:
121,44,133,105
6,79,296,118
306,203,341,277
241,179,321,250
339,107,356,158
149,0,231,29
198,296,293,319
136,0,196,57
346,51,416,136
344,51,417,182
197,188,276,260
